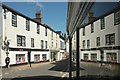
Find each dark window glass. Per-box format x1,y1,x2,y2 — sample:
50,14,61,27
87,40,90,48
41,40,44,49
101,18,105,29
31,38,34,47
106,33,115,45
114,10,120,25
91,23,94,33
45,28,47,36
83,40,85,48
26,19,30,31
96,37,100,46
12,13,17,27
45,41,47,49
37,24,40,34
17,35,26,46
83,28,85,36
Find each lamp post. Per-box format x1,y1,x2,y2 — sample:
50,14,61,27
100,48,104,66
28,51,31,67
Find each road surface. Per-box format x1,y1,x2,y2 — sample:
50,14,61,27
2,59,69,80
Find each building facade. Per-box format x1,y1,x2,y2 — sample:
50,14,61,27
66,2,120,79
80,6,120,63
72,31,76,61
49,31,66,61
1,4,65,66
59,34,65,60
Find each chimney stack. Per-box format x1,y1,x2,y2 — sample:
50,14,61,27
34,11,42,23
88,11,96,23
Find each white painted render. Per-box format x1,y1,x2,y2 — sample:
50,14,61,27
80,11,120,63
1,6,65,66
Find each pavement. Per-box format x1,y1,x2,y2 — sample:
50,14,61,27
2,60,120,80
72,61,120,80
2,62,50,75
79,61,120,76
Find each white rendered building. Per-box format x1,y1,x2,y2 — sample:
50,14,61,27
80,7,120,63
59,33,65,60
0,4,65,66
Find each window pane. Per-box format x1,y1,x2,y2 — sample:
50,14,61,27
110,34,115,45
41,40,44,49
83,28,85,36
26,20,30,31
96,37,100,46
31,38,34,47
37,24,40,34
12,13,17,27
101,18,105,29
91,23,94,33
17,35,26,46
45,28,47,36
83,40,85,48
106,35,110,45
17,35,21,46
114,10,120,25
45,41,47,49
87,40,90,48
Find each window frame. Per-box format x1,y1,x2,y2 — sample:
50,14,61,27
87,40,90,48
45,28,47,36
91,23,94,33
45,41,47,49
96,37,100,46
17,35,26,46
114,10,120,25
26,19,30,31
41,40,44,49
37,24,40,34
83,40,85,48
100,18,105,30
12,13,17,27
83,28,85,36
31,38,34,47
105,33,115,45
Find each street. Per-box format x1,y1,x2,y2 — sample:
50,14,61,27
2,59,120,80
2,59,69,80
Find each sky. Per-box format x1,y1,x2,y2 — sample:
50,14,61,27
82,2,119,24
91,2,119,17
3,2,119,33
3,2,68,33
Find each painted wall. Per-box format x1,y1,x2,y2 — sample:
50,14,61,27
80,11,120,63
1,6,65,66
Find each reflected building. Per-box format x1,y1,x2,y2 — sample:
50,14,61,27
80,6,120,63
67,2,120,64
66,1,120,79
